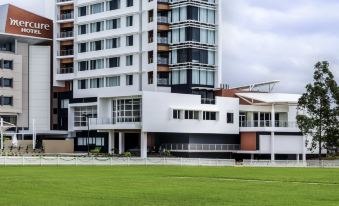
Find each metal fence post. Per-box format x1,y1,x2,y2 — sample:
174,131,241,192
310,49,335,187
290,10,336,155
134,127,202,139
110,157,113,166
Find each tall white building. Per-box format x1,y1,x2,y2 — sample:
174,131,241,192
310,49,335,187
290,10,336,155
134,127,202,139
53,0,321,160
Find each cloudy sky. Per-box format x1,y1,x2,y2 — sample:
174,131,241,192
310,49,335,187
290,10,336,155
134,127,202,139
2,0,339,93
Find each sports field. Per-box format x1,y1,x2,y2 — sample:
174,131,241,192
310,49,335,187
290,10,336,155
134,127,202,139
0,166,338,206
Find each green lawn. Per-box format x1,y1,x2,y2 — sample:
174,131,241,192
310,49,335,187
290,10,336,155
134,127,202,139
0,166,338,206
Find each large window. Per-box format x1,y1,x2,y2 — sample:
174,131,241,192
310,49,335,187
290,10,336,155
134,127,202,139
106,18,120,30
184,110,199,120
113,98,141,123
78,79,88,89
90,59,104,70
90,21,104,33
107,57,120,68
90,40,104,51
78,6,87,17
203,111,217,120
90,3,104,14
1,60,13,69
77,137,105,146
126,16,133,27
126,35,134,46
171,70,187,85
78,24,87,35
78,43,88,53
1,96,13,106
106,76,120,87
106,37,120,49
74,106,97,127
172,6,215,24
127,0,133,7
90,78,104,88
0,78,13,87
107,0,121,11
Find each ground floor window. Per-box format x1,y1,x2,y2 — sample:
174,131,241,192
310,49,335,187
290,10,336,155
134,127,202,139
77,137,104,146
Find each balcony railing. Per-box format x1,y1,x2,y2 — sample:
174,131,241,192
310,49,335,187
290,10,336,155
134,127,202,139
58,49,73,56
201,98,215,104
157,57,169,64
157,16,168,24
58,31,73,38
58,67,74,74
240,120,298,128
162,144,240,151
89,117,141,125
158,37,168,44
57,0,73,3
57,12,74,20
157,78,169,85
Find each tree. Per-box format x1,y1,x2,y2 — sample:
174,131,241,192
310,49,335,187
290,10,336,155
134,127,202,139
297,61,339,160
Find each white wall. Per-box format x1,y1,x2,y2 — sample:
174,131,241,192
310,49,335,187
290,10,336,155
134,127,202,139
29,46,51,131
142,92,239,134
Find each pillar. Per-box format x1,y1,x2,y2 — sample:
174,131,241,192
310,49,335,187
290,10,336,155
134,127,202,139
271,104,275,161
0,118,3,150
108,130,115,154
119,132,125,154
140,132,147,159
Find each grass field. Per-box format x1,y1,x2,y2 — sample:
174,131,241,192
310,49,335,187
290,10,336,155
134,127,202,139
0,166,338,206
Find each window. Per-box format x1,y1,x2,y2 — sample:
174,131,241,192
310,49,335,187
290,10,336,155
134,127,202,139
126,35,133,46
74,106,97,127
148,10,153,22
126,75,133,86
1,96,13,106
61,99,69,109
148,30,153,43
90,40,104,51
78,61,88,71
77,137,104,146
127,0,133,7
90,3,104,14
78,79,88,89
107,0,120,11
106,37,120,49
106,76,120,87
3,60,13,69
90,21,104,33
90,78,104,88
78,43,87,53
203,111,216,120
78,25,87,35
148,51,153,64
126,16,133,26
0,78,13,87
90,59,104,70
184,110,199,120
113,98,141,123
106,18,120,30
148,71,153,84
173,109,181,119
78,6,87,17
126,55,133,66
227,113,234,124
107,57,120,68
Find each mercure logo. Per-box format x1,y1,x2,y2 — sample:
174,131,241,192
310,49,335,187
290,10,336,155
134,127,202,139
9,18,50,35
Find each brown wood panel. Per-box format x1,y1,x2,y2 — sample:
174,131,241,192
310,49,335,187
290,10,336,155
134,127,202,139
157,65,170,72
240,132,257,151
157,3,170,11
157,24,169,31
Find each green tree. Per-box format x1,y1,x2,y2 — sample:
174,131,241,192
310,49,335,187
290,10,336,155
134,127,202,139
297,61,339,160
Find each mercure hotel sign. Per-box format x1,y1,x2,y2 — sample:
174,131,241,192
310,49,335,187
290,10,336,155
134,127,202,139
5,5,53,39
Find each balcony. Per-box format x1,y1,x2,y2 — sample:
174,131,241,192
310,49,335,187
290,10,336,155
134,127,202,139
157,16,168,24
58,67,73,74
201,98,215,105
57,49,74,57
58,31,73,39
157,57,168,65
57,12,74,21
158,37,168,44
162,144,240,152
239,120,299,132
88,118,141,130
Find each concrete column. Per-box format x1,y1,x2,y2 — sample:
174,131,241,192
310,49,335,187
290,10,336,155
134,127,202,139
271,104,275,161
108,131,114,154
119,132,125,154
0,118,3,150
140,132,147,159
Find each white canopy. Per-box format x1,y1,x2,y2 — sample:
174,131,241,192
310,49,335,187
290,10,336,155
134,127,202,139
235,93,301,104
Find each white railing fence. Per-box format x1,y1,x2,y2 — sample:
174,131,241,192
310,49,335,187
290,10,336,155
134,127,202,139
243,160,339,168
0,156,235,167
